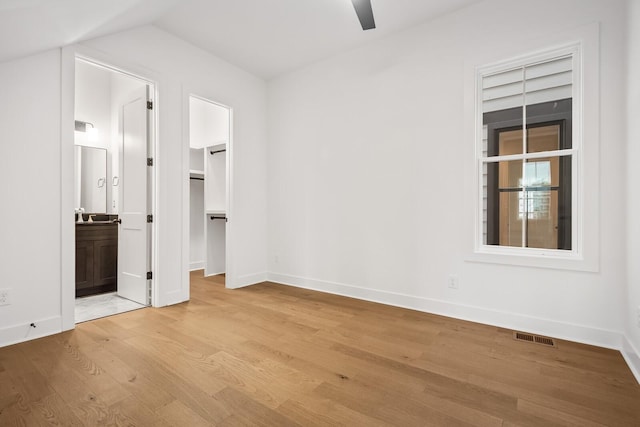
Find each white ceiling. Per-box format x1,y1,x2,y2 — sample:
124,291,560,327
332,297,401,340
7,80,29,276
0,0,181,63
154,0,482,79
0,0,482,79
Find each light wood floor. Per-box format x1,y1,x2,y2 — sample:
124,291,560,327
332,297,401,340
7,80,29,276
1,271,639,426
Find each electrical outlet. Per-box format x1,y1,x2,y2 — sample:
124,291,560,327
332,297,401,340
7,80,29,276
448,275,459,290
0,289,10,306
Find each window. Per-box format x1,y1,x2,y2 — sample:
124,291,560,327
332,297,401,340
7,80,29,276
477,45,579,256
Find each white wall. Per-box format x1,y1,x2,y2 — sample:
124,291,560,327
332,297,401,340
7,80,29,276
75,61,111,150
79,25,268,304
625,0,640,378
268,0,629,349
75,61,112,213
189,179,205,270
189,142,206,272
189,97,229,149
0,50,63,344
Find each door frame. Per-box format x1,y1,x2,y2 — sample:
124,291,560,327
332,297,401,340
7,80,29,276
61,45,159,330
182,89,234,295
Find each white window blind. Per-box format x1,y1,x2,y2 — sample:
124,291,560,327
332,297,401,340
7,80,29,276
482,56,573,113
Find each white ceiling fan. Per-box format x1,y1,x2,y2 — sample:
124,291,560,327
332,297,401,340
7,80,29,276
351,0,376,30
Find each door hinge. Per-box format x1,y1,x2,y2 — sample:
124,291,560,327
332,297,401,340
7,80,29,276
147,214,153,223
147,158,153,166
147,271,153,280
147,100,153,110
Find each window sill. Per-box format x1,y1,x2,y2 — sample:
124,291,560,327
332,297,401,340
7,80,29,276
466,246,598,272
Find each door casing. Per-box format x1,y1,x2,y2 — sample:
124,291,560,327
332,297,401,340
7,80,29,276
61,46,158,330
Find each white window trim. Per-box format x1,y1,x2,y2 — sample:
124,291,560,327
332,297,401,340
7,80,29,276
467,30,600,273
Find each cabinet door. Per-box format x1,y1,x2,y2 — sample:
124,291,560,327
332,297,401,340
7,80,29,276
94,238,118,287
75,240,94,292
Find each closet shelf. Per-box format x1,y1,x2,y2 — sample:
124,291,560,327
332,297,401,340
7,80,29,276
208,141,227,155
190,169,204,179
206,209,226,215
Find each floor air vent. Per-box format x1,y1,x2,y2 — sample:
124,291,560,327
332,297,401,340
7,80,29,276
513,331,557,348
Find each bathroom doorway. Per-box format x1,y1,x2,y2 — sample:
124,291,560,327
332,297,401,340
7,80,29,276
74,58,155,323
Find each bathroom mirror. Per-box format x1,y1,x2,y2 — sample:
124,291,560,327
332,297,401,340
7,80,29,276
74,146,107,213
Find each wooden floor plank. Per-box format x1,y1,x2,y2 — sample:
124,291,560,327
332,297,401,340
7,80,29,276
0,269,638,426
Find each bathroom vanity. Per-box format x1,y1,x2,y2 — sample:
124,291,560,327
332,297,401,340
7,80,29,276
75,220,118,297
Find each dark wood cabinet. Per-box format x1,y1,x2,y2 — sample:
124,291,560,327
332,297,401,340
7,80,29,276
76,223,118,297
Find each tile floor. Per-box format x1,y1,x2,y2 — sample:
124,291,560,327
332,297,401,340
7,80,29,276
75,292,146,323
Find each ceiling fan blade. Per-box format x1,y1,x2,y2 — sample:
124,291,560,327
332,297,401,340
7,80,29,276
351,0,376,30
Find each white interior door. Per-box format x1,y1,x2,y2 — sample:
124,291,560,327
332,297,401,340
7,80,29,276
117,87,150,305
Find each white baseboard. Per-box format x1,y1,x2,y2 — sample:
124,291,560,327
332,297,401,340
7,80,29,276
0,316,62,348
229,271,268,289
622,336,640,384
163,289,187,307
267,272,625,352
205,270,225,277
189,261,205,271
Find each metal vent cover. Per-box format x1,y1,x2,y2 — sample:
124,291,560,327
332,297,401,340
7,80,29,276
513,331,557,348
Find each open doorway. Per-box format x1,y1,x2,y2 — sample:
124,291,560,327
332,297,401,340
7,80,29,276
74,58,155,323
188,95,231,287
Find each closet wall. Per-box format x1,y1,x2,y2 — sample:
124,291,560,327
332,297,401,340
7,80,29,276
189,148,205,270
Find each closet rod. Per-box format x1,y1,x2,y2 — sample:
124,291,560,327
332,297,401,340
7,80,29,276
190,177,204,181
210,215,227,221
210,149,227,155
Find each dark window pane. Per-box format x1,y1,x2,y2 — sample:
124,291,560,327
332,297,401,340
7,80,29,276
526,99,572,150
525,189,558,249
499,129,523,156
484,106,523,157
484,99,572,250
498,190,524,247
527,124,560,154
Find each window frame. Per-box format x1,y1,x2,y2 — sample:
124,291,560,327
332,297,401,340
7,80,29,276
474,43,582,261
484,100,573,251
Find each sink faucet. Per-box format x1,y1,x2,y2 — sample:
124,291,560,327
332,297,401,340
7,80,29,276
75,207,84,223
